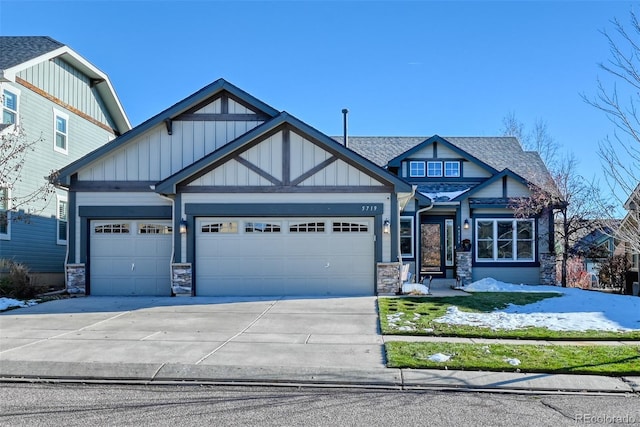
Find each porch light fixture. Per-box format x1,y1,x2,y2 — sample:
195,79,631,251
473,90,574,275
383,219,391,234
179,219,188,234
463,219,470,229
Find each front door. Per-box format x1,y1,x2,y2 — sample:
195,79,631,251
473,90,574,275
420,217,455,278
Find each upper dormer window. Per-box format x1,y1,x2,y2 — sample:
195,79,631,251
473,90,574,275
444,161,460,177
409,161,425,177
427,161,443,177
2,90,18,125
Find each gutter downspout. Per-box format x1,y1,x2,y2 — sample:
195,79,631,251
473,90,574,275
153,186,177,295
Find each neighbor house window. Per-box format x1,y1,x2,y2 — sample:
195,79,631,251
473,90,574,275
56,195,68,244
53,109,69,154
427,161,443,177
0,187,9,239
476,219,535,262
409,161,425,177
2,89,18,125
400,217,414,258
444,161,460,177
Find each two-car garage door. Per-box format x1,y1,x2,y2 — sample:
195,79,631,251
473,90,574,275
195,217,375,296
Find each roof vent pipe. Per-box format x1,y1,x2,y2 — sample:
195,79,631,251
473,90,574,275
342,108,349,148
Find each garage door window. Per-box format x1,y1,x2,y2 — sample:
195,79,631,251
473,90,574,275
139,224,173,234
94,223,130,234
201,222,238,233
245,222,281,233
332,221,368,232
289,222,326,232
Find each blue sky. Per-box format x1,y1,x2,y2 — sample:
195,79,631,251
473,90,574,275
1,1,636,185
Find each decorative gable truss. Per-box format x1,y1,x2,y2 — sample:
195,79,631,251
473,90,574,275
155,110,402,195
182,125,386,192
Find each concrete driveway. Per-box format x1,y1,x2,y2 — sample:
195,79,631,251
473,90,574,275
0,296,385,371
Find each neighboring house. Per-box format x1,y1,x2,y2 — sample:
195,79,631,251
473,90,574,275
570,222,617,275
342,135,557,286
54,78,555,297
0,36,130,285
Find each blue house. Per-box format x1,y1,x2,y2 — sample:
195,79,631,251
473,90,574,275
0,37,130,286
54,79,555,297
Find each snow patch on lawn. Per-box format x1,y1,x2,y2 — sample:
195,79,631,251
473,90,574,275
435,278,640,332
428,353,451,362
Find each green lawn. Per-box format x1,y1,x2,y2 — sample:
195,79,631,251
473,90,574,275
378,294,640,340
386,341,640,376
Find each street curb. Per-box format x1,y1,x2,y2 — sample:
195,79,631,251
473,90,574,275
0,361,636,394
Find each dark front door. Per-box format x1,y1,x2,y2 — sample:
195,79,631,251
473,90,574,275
420,217,455,278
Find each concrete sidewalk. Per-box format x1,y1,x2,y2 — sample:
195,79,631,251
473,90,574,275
0,296,638,394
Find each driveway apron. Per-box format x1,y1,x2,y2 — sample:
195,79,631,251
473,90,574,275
0,296,385,370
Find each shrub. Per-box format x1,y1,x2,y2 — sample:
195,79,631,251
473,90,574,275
598,254,630,292
0,259,40,300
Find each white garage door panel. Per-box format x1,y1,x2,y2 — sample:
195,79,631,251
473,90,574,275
90,220,173,296
196,217,375,296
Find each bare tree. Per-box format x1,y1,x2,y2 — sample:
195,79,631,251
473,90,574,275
510,154,610,287
583,10,640,270
500,112,561,169
0,124,56,222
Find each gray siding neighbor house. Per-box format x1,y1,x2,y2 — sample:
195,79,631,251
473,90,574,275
55,78,555,297
0,36,130,285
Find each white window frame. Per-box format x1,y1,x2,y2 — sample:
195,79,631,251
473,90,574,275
427,161,443,177
2,86,20,127
0,186,10,240
400,216,414,258
445,219,455,266
475,218,535,262
409,161,426,177
56,195,68,245
53,109,69,155
444,161,460,177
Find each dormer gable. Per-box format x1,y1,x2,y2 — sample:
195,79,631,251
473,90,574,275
387,135,498,181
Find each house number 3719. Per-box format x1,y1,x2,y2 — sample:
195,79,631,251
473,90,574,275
361,205,378,211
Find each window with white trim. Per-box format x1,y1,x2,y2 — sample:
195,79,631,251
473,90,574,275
2,89,18,125
427,161,443,177
400,217,414,258
53,109,69,154
409,161,425,177
56,195,68,244
444,161,460,177
0,187,9,239
476,219,535,261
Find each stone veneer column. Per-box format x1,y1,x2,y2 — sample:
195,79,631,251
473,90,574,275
376,262,401,295
539,253,557,286
455,251,472,286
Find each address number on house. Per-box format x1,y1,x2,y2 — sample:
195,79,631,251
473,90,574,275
361,205,379,212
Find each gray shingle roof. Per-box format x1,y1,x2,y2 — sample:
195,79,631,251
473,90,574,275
334,136,552,188
0,36,64,70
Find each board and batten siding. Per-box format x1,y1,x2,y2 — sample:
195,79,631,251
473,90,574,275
17,57,117,130
78,119,264,182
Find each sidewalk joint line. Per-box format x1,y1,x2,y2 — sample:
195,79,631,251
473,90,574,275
195,298,283,365
0,311,131,355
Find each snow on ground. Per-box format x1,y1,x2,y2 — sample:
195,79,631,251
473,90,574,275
434,278,640,332
0,297,38,311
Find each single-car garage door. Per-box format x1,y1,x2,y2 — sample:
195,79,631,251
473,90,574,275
90,220,173,296
195,217,375,296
